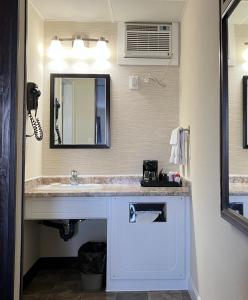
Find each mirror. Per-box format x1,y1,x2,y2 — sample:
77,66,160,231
221,0,248,234
50,74,110,148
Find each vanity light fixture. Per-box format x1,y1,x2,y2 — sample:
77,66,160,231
242,42,248,71
243,42,248,61
48,36,65,60
95,37,111,60
48,35,110,60
71,36,87,59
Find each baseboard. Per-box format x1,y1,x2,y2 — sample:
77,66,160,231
23,257,78,289
107,279,188,292
23,259,41,289
188,278,201,300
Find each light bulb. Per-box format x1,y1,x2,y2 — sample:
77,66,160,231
72,38,87,59
48,37,65,59
242,62,248,71
243,47,248,61
95,39,110,60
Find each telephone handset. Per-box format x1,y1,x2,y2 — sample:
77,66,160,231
26,82,43,141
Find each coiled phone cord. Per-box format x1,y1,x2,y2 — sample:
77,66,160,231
26,111,43,141
55,124,62,145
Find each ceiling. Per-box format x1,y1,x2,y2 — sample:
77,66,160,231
30,0,187,22
229,0,248,24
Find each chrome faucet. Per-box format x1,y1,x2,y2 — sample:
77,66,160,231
70,170,79,185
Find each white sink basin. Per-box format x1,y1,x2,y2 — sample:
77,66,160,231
40,183,102,190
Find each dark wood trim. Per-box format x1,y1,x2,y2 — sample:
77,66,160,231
23,257,78,289
222,209,248,234
50,73,110,149
243,76,248,148
50,144,110,149
0,0,21,298
20,1,28,299
105,75,110,149
221,0,236,16
220,0,230,213
94,78,97,144
220,0,248,235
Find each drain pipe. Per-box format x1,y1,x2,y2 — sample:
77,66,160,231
42,219,84,241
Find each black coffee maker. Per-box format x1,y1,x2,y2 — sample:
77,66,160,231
141,160,181,187
143,160,158,183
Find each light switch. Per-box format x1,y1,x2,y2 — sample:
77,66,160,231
129,75,139,90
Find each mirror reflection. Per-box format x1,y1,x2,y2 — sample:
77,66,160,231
228,0,248,219
50,74,110,148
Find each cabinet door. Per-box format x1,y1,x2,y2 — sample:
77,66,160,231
229,196,248,218
109,197,186,280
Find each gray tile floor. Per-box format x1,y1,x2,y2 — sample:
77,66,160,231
23,269,191,300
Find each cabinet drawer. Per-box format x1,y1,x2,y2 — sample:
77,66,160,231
24,197,108,220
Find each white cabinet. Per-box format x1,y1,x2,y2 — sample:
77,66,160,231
107,196,189,291
24,195,190,291
229,196,248,218
24,197,108,220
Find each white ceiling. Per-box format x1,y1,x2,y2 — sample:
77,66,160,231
30,0,187,22
229,0,248,24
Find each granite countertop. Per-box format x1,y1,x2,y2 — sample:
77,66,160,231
229,183,248,196
229,176,248,196
25,176,191,198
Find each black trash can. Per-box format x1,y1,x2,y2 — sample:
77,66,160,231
78,242,106,291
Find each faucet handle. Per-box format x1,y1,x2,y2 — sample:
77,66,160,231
70,170,79,185
71,170,78,177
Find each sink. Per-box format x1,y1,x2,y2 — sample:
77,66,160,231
61,184,101,189
40,183,102,190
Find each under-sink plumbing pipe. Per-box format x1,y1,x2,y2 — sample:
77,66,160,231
41,219,84,241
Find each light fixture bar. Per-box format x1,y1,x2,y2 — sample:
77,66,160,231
48,35,110,61
58,37,109,43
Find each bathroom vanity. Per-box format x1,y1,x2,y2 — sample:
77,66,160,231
24,176,191,291
229,176,248,218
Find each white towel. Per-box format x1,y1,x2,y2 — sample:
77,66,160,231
135,211,160,223
169,127,187,165
169,128,179,164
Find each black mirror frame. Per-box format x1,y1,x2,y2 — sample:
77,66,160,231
243,76,248,148
50,73,110,149
220,0,248,235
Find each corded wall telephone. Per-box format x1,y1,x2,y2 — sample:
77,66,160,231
55,98,62,145
26,82,43,141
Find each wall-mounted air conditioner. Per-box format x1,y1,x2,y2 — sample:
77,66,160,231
117,22,179,66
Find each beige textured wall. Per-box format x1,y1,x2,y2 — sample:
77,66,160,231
25,2,44,180
23,1,43,277
229,25,248,175
42,21,179,176
180,0,248,299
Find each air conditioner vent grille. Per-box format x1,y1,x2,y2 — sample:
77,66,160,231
126,32,171,52
126,24,159,31
125,23,172,58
